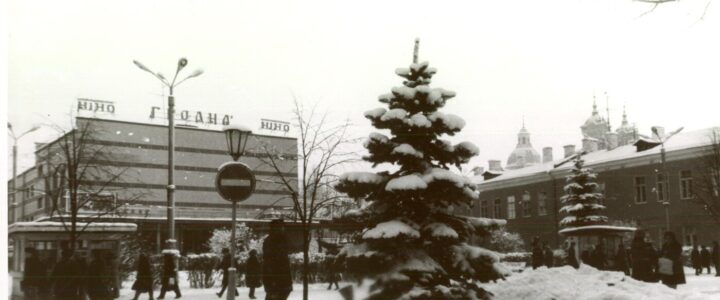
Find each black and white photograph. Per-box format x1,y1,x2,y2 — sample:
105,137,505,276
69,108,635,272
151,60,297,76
2,0,720,299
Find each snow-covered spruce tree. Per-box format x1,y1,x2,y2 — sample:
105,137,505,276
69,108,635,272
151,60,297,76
333,41,507,300
559,153,608,227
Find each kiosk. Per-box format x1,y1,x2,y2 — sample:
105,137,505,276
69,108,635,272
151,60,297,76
8,221,137,299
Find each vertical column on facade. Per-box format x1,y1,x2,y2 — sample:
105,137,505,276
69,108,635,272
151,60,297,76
156,223,161,254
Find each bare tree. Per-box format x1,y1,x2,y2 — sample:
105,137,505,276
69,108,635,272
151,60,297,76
693,128,720,226
255,99,358,300
38,118,144,252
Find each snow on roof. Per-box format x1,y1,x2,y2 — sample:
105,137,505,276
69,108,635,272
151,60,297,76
559,225,636,236
8,221,137,234
475,127,719,186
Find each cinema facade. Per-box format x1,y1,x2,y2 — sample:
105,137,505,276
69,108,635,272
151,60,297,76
8,116,299,254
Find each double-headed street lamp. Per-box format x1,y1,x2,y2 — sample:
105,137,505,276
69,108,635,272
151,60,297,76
133,58,203,251
218,124,254,300
8,123,40,223
652,126,684,232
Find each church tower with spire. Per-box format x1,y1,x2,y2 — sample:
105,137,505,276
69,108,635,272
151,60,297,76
506,119,541,170
616,106,637,146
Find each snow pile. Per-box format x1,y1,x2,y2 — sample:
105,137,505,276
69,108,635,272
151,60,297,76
340,172,386,184
364,107,386,119
408,113,431,128
380,108,408,122
392,143,424,158
483,265,707,300
429,112,466,131
363,220,420,239
423,222,459,239
385,174,427,191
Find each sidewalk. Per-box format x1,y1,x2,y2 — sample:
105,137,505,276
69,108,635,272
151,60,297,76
119,283,351,300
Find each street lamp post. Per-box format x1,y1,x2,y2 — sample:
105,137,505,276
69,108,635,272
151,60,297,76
7,123,40,223
133,59,203,251
221,124,253,300
652,126,684,232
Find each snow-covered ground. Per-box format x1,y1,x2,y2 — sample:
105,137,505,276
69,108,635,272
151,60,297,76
482,265,720,300
117,266,720,300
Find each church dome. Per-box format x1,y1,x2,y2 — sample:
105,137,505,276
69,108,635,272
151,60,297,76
506,124,541,170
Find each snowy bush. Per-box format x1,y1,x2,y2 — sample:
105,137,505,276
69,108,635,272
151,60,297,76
206,223,257,255
480,228,525,253
183,253,220,288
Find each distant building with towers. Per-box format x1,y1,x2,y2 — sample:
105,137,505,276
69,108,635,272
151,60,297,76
505,121,541,170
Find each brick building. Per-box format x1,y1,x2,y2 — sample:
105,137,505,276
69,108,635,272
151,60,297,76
8,117,298,253
466,106,718,249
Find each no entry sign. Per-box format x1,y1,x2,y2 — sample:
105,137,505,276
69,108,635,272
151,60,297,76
216,162,256,202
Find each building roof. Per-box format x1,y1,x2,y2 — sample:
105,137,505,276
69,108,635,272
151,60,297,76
473,127,719,186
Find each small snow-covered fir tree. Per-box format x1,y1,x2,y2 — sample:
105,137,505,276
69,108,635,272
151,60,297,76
333,39,507,300
559,153,609,227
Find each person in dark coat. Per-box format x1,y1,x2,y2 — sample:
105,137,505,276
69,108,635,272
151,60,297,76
531,236,543,270
542,242,554,268
263,219,293,300
131,254,154,300
157,253,181,299
216,248,239,298
51,249,83,300
245,249,262,299
615,241,630,275
567,242,579,269
659,231,686,289
325,254,340,290
691,244,702,275
701,245,712,274
86,250,112,300
712,241,720,277
631,230,655,282
592,243,607,270
22,248,43,300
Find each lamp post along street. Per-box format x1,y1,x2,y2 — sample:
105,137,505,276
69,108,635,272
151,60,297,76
8,123,39,223
652,126,684,232
133,58,202,251
218,124,254,300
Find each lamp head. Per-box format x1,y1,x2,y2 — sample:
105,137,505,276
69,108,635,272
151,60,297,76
177,58,188,72
223,123,252,161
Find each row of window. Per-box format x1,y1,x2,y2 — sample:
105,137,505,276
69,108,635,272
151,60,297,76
479,170,695,219
478,191,549,219
634,170,693,203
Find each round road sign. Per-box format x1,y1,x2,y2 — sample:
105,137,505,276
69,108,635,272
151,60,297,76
216,162,256,202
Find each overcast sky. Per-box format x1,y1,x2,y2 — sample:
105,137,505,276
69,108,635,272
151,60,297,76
4,0,720,176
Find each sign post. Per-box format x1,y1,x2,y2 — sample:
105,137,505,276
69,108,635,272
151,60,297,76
216,162,256,300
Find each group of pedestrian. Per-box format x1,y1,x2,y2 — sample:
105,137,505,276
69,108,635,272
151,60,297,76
531,236,555,269
690,242,720,276
22,248,114,300
630,230,688,289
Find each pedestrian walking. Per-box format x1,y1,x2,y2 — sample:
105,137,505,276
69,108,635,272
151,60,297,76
566,242,579,269
659,231,686,289
157,253,181,299
615,241,630,275
325,254,340,290
713,241,720,277
87,250,113,300
216,248,239,298
531,236,543,270
691,244,702,275
51,249,83,300
245,249,262,299
22,248,43,300
631,230,655,282
542,242,554,268
701,245,712,275
263,219,293,300
132,254,154,300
